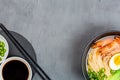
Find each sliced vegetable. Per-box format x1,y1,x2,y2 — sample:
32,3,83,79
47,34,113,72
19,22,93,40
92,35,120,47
0,41,6,57
0,57,2,61
88,68,107,80
110,69,116,75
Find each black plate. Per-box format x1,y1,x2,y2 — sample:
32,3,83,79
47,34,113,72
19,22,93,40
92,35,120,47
0,31,37,78
82,30,120,80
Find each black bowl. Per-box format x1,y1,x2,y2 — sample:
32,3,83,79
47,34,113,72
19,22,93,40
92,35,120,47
82,30,120,80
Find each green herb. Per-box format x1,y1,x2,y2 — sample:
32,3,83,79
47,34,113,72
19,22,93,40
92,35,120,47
88,68,107,80
110,69,116,75
0,41,6,57
0,57,2,61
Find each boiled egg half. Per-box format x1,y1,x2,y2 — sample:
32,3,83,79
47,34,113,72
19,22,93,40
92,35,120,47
109,53,120,70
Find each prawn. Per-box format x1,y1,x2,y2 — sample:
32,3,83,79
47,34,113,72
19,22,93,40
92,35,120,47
92,38,113,48
99,36,120,56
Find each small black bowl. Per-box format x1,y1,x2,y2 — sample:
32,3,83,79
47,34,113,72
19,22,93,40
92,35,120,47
82,30,120,80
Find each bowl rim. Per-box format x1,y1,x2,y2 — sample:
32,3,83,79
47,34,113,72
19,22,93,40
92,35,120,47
81,30,120,80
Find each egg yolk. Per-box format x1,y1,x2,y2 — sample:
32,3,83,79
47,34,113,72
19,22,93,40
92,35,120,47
114,55,120,65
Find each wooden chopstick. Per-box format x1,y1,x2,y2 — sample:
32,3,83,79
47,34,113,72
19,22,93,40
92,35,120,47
0,24,51,80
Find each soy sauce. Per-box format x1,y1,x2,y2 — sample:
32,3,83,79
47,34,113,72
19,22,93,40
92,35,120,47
2,60,29,80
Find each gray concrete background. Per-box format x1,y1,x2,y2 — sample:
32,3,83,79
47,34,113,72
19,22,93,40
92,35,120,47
0,0,120,80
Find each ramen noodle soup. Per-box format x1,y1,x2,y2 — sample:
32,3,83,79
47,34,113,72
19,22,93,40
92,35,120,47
87,35,120,80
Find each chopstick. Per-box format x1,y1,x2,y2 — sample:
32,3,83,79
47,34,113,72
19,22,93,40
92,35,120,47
0,24,51,80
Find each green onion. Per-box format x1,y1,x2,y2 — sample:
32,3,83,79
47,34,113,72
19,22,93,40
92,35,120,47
0,41,6,57
88,68,107,80
0,57,2,61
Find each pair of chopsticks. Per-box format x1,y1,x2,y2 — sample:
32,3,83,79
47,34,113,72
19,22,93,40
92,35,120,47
0,24,51,80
